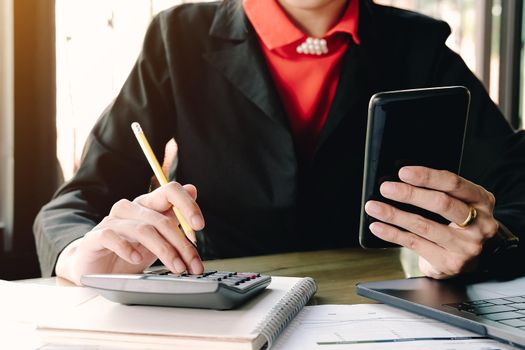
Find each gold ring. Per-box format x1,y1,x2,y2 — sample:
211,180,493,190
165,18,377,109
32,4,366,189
457,206,477,228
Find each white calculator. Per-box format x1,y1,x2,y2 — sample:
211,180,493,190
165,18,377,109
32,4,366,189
81,267,272,310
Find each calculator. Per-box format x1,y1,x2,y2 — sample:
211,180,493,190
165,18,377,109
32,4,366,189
80,266,272,310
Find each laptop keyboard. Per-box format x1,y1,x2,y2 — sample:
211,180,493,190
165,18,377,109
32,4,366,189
446,296,525,329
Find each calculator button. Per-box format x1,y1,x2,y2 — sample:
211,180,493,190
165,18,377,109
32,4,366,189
237,273,259,279
226,276,247,282
143,266,171,274
180,274,203,279
167,273,185,277
233,277,269,291
221,271,237,277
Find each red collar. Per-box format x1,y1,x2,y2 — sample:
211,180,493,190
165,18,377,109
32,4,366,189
243,0,360,50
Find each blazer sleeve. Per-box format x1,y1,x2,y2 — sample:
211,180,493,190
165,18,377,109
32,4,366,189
33,15,176,277
431,44,525,273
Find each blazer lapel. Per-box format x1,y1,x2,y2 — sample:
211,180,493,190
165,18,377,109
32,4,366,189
314,40,365,157
203,2,287,126
313,0,390,160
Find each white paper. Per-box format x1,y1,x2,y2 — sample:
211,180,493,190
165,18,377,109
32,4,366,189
0,279,98,349
0,279,98,324
272,304,517,350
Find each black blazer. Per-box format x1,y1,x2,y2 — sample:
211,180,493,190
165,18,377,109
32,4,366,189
34,0,525,277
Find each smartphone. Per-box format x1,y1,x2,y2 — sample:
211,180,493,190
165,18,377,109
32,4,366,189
359,86,470,248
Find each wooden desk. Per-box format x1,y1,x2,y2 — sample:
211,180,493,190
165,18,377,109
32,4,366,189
30,248,420,305
207,248,415,304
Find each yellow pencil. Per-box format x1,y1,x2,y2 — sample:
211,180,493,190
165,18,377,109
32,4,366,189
131,122,197,246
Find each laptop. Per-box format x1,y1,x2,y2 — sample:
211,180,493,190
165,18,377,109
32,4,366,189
357,275,525,348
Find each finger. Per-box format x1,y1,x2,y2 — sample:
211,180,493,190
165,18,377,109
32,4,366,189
418,256,450,279
398,166,490,206
84,227,143,265
109,200,204,274
365,200,457,248
97,218,186,272
183,184,197,200
135,182,204,230
105,218,190,273
380,181,471,225
368,221,449,272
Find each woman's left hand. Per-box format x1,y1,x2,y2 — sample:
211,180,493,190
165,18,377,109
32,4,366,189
364,166,499,279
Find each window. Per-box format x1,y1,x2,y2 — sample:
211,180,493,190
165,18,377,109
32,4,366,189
1,0,56,279
375,0,525,128
375,0,502,103
56,0,211,181
501,0,523,129
521,7,525,129
0,0,14,252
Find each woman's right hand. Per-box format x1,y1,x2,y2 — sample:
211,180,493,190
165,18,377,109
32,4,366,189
55,182,205,285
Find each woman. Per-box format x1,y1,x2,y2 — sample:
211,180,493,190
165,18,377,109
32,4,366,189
34,0,524,285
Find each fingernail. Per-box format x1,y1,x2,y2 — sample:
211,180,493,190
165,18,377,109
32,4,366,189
366,201,383,216
190,258,204,274
370,223,384,235
399,167,415,181
380,182,396,196
131,251,142,264
173,258,187,273
191,215,204,229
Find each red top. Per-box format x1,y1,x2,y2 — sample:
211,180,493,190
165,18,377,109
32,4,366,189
243,0,360,158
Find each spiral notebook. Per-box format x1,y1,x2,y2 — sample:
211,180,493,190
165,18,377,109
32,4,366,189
37,277,317,350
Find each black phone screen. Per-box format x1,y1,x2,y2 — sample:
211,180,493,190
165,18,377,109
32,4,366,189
359,86,470,248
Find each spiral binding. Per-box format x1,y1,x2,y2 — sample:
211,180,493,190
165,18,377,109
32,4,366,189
253,277,317,349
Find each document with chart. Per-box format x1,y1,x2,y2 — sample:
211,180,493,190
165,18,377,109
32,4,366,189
273,304,517,349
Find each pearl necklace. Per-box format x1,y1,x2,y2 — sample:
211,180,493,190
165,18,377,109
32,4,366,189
296,37,329,55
